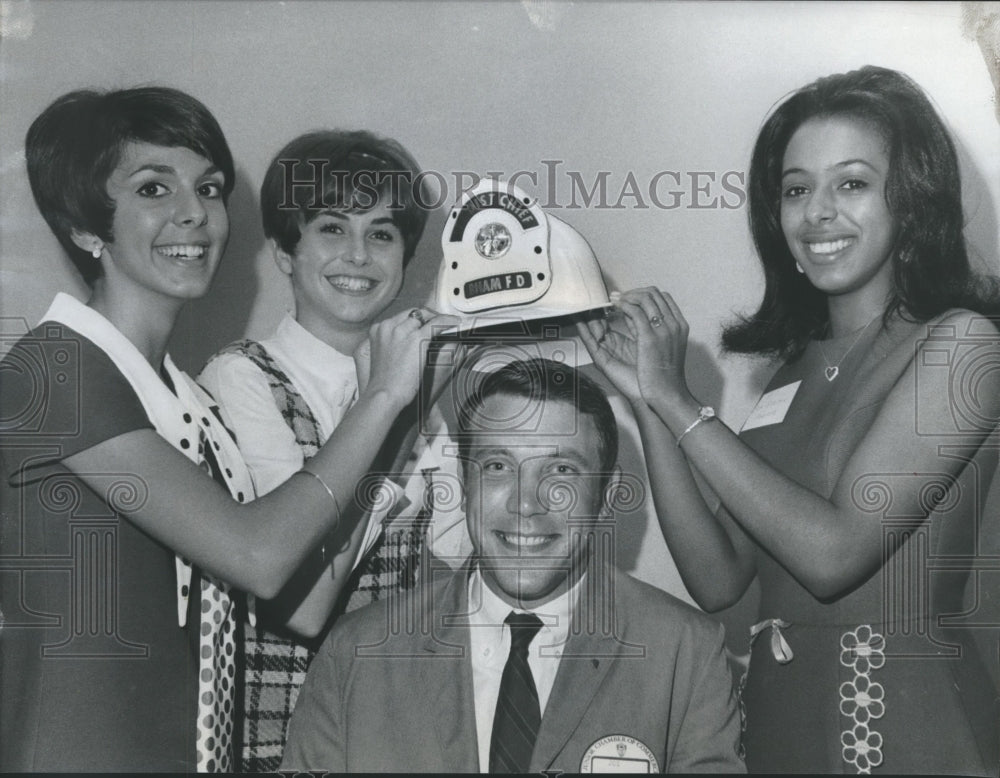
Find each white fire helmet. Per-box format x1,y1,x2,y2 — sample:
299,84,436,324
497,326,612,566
431,178,612,331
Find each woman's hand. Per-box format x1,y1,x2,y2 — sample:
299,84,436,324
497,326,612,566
364,308,455,411
576,309,644,402
616,287,693,407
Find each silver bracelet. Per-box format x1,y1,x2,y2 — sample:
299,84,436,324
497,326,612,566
675,406,717,448
298,469,343,562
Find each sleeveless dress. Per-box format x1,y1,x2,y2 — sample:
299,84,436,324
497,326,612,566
738,310,999,775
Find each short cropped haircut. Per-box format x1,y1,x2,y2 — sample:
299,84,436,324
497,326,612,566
25,86,235,286
456,358,619,482
259,129,428,263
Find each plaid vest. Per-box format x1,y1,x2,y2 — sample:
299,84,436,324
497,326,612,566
219,340,432,772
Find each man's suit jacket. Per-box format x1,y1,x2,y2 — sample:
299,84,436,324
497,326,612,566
282,560,744,773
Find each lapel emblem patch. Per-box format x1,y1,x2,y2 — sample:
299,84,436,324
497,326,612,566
580,734,659,773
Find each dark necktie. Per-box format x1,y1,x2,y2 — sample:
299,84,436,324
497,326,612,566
489,611,545,773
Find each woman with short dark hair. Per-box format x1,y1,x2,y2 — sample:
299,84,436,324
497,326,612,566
259,128,429,265
200,127,464,771
0,86,446,772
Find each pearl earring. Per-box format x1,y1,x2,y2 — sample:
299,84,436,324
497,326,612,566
91,245,103,259
795,261,804,274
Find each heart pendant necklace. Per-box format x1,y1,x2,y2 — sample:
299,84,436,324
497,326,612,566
817,316,878,382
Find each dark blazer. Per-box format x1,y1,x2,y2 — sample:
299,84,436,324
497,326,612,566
282,560,745,773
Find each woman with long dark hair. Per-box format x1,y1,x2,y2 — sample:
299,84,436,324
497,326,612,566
582,66,1000,773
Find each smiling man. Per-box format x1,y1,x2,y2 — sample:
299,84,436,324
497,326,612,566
282,358,745,773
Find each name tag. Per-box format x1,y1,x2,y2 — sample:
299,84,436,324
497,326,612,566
740,380,801,432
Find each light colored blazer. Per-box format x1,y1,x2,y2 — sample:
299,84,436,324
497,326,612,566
282,560,745,773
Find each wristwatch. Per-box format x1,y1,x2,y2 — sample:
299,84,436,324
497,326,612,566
675,405,716,448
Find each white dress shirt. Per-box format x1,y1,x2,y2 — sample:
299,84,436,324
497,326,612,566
467,567,584,772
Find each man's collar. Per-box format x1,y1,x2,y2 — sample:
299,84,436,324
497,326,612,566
468,563,585,650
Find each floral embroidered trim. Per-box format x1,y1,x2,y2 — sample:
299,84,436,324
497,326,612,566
839,674,885,725
839,625,886,772
842,724,884,772
841,625,886,674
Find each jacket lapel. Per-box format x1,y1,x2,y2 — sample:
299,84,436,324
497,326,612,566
421,564,480,772
530,566,640,772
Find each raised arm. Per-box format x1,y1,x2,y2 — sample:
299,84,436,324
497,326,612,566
620,289,1000,600
269,339,478,637
198,347,376,638
579,314,756,610
632,402,758,610
63,308,453,601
